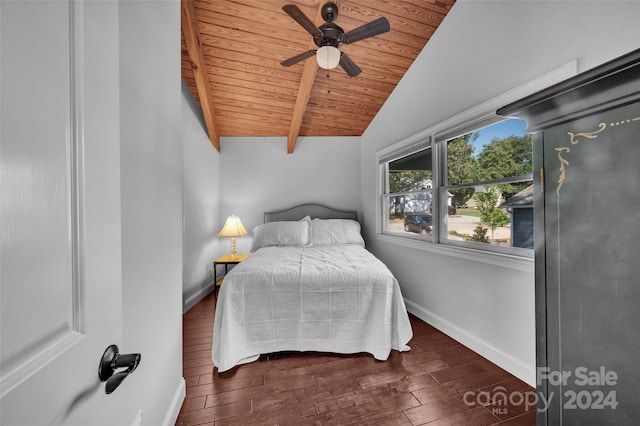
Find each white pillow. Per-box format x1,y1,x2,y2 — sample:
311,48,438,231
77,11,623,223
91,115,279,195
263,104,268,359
250,220,311,252
310,219,365,247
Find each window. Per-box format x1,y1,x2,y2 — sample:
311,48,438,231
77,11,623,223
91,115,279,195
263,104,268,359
376,61,577,262
440,118,533,254
379,118,533,257
380,141,433,241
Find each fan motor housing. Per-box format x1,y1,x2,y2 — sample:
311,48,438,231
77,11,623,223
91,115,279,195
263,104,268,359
317,23,344,47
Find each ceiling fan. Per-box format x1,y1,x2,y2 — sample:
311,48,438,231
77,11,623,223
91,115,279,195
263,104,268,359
280,2,390,77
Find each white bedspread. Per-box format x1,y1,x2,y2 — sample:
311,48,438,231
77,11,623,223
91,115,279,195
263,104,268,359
212,245,413,372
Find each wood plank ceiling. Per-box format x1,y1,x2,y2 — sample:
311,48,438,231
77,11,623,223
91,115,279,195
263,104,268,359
181,0,456,153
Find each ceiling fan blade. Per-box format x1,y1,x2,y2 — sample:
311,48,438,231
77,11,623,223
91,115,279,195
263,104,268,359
342,17,390,44
281,50,316,67
339,52,362,77
282,4,323,37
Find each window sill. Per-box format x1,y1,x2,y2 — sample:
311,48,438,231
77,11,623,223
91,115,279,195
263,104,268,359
376,232,534,273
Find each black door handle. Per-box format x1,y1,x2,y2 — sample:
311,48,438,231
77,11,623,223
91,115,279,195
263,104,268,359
98,345,141,394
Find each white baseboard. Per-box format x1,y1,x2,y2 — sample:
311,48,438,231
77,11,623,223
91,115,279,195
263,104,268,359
404,298,535,387
183,281,216,313
162,377,186,426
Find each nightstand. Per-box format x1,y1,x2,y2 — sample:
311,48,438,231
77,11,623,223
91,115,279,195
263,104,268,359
213,254,249,297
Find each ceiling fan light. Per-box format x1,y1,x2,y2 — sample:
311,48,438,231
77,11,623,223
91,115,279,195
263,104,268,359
316,46,340,69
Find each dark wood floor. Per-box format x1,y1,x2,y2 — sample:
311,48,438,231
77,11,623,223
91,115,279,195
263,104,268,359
176,291,536,425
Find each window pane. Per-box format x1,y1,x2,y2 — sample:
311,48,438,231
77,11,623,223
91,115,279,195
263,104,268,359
443,181,533,249
447,119,531,186
384,147,433,240
388,148,432,193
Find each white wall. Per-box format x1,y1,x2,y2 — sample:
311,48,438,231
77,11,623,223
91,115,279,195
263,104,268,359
182,82,222,311
219,136,361,254
360,0,640,385
119,1,184,424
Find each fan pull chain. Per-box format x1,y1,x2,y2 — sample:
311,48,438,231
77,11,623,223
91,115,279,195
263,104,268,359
326,71,331,94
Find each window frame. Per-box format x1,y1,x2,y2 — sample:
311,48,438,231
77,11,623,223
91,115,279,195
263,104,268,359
374,60,578,269
379,139,435,243
379,117,534,258
436,117,534,257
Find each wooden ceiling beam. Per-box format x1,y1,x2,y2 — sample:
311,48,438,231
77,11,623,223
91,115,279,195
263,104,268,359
181,0,220,151
286,3,325,154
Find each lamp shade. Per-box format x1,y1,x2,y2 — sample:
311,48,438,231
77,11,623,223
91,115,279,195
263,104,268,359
218,215,248,238
316,46,340,70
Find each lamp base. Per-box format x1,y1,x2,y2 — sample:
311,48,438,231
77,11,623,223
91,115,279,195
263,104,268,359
229,237,237,256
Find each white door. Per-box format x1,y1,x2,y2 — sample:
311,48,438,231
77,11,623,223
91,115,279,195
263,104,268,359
1,1,128,424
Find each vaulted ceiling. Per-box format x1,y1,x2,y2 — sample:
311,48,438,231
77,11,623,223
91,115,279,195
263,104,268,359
181,0,456,153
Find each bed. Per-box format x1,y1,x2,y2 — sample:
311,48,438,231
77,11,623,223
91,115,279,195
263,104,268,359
211,204,413,372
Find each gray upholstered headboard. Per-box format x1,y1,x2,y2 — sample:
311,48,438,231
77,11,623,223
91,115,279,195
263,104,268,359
264,203,357,223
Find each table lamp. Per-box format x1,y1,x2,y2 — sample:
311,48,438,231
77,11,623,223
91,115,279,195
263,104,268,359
218,215,248,256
